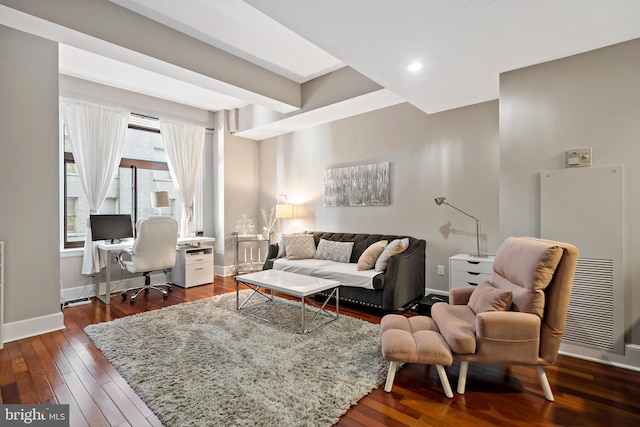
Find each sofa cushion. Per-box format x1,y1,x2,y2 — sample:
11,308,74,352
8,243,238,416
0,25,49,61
273,258,379,289
468,281,513,314
431,303,477,355
284,234,316,260
491,237,564,317
314,239,354,263
375,238,409,272
357,240,388,270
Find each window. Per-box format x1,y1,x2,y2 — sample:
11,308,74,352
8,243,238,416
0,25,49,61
66,197,78,235
63,115,186,248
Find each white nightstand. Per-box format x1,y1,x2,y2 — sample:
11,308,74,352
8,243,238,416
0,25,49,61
449,253,495,290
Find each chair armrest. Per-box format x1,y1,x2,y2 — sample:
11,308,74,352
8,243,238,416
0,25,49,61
382,240,426,310
450,287,474,305
476,311,541,341
117,249,133,269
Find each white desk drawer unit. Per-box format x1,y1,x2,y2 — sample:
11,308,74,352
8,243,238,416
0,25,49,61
173,245,214,288
449,254,495,290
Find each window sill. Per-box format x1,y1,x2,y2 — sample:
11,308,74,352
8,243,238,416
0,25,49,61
61,248,84,258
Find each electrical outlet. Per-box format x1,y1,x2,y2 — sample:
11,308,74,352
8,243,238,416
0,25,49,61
565,147,592,167
437,265,444,275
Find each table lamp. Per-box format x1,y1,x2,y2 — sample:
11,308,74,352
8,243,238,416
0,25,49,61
435,196,486,257
151,191,170,215
275,195,296,219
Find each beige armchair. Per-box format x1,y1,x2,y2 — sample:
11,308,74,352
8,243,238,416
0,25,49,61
431,236,578,401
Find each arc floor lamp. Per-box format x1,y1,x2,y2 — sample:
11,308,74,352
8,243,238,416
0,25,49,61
435,196,486,258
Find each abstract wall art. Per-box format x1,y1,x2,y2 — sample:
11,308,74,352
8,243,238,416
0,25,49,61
323,162,390,206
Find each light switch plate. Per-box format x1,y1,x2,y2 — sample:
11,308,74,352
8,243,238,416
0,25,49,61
565,147,592,167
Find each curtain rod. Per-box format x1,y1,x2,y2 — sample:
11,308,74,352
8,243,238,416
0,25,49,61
131,112,215,132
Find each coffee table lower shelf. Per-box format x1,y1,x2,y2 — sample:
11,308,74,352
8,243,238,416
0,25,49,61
235,270,340,334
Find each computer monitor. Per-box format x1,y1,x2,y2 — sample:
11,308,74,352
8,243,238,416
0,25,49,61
89,214,134,243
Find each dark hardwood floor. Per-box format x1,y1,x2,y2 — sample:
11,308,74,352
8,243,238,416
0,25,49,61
1,275,639,426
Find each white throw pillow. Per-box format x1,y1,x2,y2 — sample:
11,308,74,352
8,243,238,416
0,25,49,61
357,240,388,271
276,233,286,258
374,238,409,272
284,234,316,260
314,239,354,263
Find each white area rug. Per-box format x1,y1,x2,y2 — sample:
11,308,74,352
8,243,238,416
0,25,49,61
85,291,387,427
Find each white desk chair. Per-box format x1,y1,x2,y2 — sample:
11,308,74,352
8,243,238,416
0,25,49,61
118,216,178,303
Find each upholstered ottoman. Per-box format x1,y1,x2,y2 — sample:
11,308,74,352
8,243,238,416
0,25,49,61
380,314,454,398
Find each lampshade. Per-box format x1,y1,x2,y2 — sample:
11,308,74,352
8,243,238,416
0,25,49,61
151,191,170,209
275,203,295,219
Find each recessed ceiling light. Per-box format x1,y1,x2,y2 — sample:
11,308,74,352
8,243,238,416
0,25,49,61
407,62,423,72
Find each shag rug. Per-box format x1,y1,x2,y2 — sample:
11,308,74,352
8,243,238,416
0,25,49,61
84,291,388,427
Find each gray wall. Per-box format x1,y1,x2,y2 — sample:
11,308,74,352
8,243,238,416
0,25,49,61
221,114,261,268
0,25,60,324
500,38,640,346
258,101,500,292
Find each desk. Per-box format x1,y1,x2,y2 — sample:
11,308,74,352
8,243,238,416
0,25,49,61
97,236,215,305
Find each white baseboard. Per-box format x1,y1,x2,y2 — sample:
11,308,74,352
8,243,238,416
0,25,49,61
425,288,449,297
3,311,65,344
560,342,640,372
217,264,237,277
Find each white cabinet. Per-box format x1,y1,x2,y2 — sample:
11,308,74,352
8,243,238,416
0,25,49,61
173,245,214,288
0,241,4,348
449,253,495,290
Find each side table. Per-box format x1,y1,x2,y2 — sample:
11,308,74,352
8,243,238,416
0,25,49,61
449,253,495,290
232,232,272,274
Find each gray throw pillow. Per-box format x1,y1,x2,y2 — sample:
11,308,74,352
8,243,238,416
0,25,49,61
314,239,354,263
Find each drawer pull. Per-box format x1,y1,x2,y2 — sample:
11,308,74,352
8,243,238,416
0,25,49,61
194,258,204,262
468,272,480,276
195,267,204,271
467,282,478,286
467,261,480,265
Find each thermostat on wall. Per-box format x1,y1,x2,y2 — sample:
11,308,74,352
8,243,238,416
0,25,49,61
564,147,592,168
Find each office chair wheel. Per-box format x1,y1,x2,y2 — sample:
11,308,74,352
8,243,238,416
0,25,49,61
121,292,127,299
130,297,136,304
163,293,168,299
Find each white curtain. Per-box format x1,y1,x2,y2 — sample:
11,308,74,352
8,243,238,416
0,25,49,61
159,119,205,237
60,98,130,274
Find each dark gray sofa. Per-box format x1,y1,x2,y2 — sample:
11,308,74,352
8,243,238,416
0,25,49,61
263,232,426,311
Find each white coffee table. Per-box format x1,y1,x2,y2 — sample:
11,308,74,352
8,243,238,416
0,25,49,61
235,269,340,334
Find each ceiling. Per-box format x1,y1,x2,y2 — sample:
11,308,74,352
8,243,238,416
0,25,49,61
62,0,640,136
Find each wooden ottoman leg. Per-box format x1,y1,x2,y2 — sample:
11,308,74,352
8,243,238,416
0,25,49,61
384,361,399,392
436,365,453,398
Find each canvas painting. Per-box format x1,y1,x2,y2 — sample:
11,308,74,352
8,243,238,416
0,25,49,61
324,162,390,206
